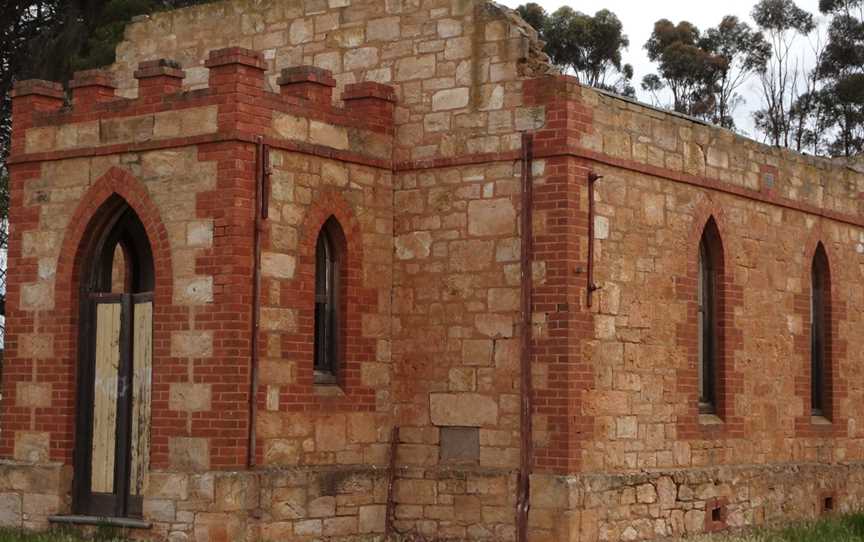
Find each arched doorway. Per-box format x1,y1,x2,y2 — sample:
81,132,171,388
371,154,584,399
72,196,154,518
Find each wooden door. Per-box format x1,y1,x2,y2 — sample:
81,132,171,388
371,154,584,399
74,292,152,518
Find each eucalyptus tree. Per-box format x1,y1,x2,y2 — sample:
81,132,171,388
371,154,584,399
516,3,635,97
752,0,816,147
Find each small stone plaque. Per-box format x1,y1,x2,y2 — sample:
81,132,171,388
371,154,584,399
439,426,479,464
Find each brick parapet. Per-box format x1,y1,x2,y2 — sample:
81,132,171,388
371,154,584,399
8,47,397,168
134,59,185,102
69,69,117,111
5,0,864,538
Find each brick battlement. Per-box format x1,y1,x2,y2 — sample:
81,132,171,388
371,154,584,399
5,1,864,540
10,47,396,163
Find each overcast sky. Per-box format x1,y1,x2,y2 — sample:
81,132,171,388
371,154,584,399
497,0,828,138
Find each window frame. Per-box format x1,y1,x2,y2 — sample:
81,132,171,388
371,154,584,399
810,243,830,418
313,218,343,385
698,233,718,415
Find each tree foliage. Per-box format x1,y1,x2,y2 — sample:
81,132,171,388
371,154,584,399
641,20,725,120
516,3,635,97
751,0,816,148
701,16,771,128
815,0,864,155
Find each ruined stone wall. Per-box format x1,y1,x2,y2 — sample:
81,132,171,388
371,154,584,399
565,86,864,471
5,0,864,540
521,81,864,540
111,0,551,163
107,2,556,539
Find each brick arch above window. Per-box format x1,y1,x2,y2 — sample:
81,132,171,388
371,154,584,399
46,166,173,464
794,229,848,438
56,166,174,309
272,189,376,411
675,203,744,440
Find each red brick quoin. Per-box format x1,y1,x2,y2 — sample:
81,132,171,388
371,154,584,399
0,167,174,464
267,189,377,410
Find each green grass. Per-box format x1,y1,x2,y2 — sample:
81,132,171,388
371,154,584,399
3,515,864,541
686,513,864,541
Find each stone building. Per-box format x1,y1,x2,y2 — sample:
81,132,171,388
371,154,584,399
2,0,864,540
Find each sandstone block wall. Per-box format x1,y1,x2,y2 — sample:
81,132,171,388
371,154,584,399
520,80,864,539
4,0,864,541
111,0,551,163
2,39,400,538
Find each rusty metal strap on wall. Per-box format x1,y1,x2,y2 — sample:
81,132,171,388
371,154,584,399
516,133,534,542
247,137,270,468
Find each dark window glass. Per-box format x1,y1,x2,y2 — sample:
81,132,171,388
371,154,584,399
314,219,341,383
811,244,829,416
698,232,717,414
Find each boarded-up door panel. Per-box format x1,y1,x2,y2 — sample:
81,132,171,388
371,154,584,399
91,302,122,494
130,299,152,497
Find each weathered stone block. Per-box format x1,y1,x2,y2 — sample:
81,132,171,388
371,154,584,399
468,198,516,237
395,479,437,505
174,277,213,305
14,432,50,463
261,252,296,279
17,334,54,360
395,231,432,260
169,383,212,412
273,113,309,141
432,88,469,111
264,439,301,466
309,121,349,150
0,494,22,527
395,55,436,81
170,331,213,358
15,382,51,408
168,437,210,471
449,240,494,271
315,414,347,451
272,486,307,520
440,426,479,463
261,308,298,332
430,393,498,427
359,504,386,533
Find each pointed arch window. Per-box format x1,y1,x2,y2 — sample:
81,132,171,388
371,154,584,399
697,218,723,415
314,217,344,384
73,197,155,519
811,243,830,417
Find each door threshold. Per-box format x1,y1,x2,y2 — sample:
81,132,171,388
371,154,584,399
48,515,152,529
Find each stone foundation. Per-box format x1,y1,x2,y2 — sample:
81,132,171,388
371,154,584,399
530,462,864,541
5,1,864,541
4,461,863,541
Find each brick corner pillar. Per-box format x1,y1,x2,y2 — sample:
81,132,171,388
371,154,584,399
522,74,595,476
204,46,266,95
69,69,116,111
134,58,185,102
343,81,397,128
277,65,336,105
204,47,267,133
9,79,65,156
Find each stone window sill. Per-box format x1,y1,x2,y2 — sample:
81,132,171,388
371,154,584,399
49,515,152,529
314,383,345,397
811,415,832,426
698,413,724,426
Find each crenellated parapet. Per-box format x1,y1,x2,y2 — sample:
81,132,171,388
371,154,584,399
9,46,397,166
